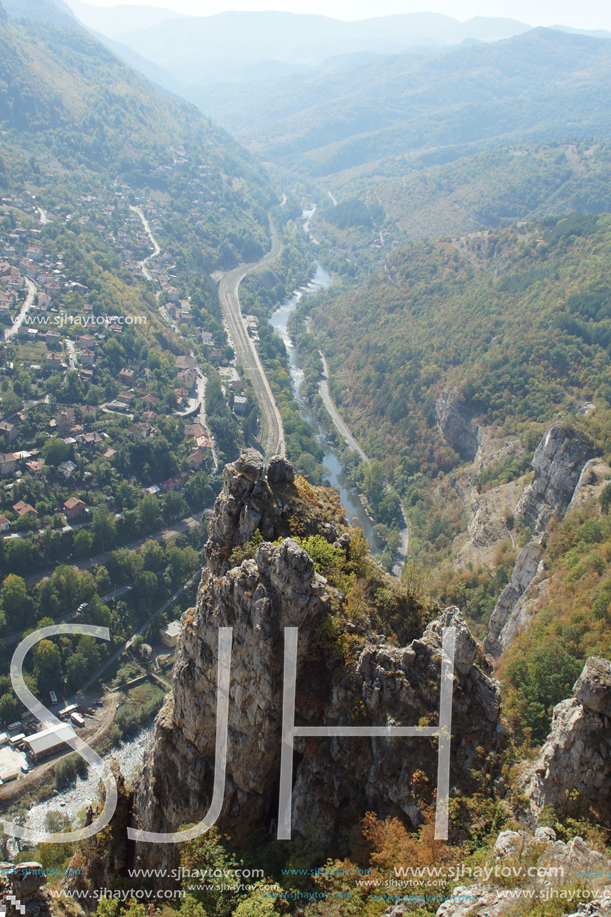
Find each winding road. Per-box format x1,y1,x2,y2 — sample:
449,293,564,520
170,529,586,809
218,222,286,457
319,354,410,577
5,278,37,340
129,205,161,281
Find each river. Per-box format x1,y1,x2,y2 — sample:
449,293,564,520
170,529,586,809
270,265,382,555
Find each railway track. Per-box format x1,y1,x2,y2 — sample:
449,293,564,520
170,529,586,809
218,221,286,457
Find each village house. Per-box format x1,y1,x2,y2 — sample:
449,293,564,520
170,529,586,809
118,368,135,385
233,395,248,416
45,330,61,348
0,421,18,444
46,351,64,367
187,448,208,468
63,497,87,520
79,348,95,367
79,368,93,382
177,368,196,390
55,407,74,435
116,390,136,406
142,411,158,422
76,432,103,449
57,460,77,480
25,460,43,475
0,514,9,532
175,355,196,372
78,333,96,349
13,500,37,517
128,423,153,440
0,453,17,475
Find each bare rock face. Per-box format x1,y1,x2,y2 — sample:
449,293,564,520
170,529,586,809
435,391,479,461
573,658,611,717
484,424,595,658
483,539,546,658
290,607,502,845
515,425,594,534
131,453,502,874
132,537,329,868
433,828,611,917
522,657,611,821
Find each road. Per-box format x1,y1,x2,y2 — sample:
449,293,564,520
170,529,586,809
318,355,410,577
22,513,204,587
65,338,77,369
218,221,285,457
38,208,48,225
129,205,161,281
319,354,368,462
5,278,37,340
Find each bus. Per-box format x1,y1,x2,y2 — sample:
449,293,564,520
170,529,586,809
70,712,85,727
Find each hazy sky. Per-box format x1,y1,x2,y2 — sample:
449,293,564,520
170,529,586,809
83,0,611,31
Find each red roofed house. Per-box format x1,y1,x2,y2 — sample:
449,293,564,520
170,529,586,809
64,497,87,520
13,501,37,517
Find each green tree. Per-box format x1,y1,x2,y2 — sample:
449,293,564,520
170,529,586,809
91,508,116,551
137,494,162,533
43,437,70,466
33,639,62,686
1,574,33,630
73,529,93,557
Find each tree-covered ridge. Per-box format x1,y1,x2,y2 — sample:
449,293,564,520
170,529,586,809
222,28,611,185
309,213,611,561
0,10,276,272
375,142,611,240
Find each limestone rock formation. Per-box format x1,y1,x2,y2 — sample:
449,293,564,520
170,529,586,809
568,458,611,512
515,424,594,534
131,452,502,873
428,829,611,917
522,657,611,821
483,539,546,658
435,391,479,461
484,423,596,657
290,606,502,845
574,658,611,715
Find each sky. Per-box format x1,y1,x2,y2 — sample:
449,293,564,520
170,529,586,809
79,0,611,32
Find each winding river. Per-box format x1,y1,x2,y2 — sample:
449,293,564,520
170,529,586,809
270,265,383,554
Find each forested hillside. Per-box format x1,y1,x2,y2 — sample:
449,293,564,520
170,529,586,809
308,212,611,564
218,29,611,186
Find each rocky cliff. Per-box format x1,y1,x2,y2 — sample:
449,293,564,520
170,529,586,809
435,391,480,461
522,657,611,823
484,424,596,658
130,451,502,874
515,424,594,534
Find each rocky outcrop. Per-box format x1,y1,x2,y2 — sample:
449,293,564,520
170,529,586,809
131,452,502,874
433,827,611,917
290,606,502,845
568,458,611,512
484,424,596,657
435,391,479,461
483,539,546,657
515,424,594,533
522,657,611,821
574,658,611,715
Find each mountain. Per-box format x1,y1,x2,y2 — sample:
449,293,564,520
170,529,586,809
202,28,611,185
62,0,187,37
2,0,81,30
75,10,533,78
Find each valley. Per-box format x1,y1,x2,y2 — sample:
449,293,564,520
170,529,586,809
3,1,611,916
